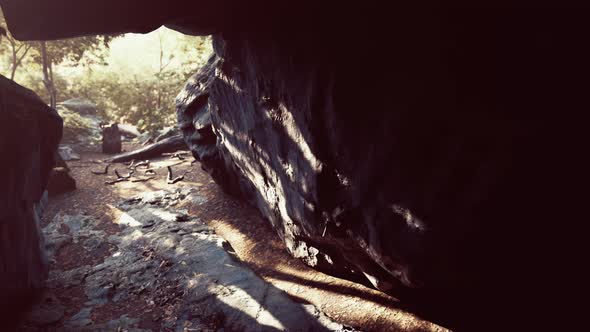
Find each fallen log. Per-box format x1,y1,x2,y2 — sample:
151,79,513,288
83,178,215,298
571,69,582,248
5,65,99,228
105,135,187,163
105,168,135,185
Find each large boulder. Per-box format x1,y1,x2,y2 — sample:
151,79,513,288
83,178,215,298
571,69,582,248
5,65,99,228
176,55,235,191
51,149,77,197
57,145,80,161
56,99,102,148
117,123,141,139
0,75,62,324
58,98,98,116
176,13,587,330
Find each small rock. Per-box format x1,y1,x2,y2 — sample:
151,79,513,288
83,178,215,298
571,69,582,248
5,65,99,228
26,294,65,326
58,145,80,161
67,307,93,327
118,123,141,139
47,167,76,197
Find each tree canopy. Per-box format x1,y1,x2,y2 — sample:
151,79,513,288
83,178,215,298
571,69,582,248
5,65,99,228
1,8,212,134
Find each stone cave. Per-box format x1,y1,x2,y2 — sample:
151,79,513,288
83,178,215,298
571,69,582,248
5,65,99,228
0,1,585,331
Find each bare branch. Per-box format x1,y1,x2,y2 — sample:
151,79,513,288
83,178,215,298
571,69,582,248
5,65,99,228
105,178,128,185
131,176,157,183
166,166,184,184
115,169,134,179
91,163,111,175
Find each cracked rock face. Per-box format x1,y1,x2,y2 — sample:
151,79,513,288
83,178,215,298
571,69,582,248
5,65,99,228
42,189,351,331
176,37,440,295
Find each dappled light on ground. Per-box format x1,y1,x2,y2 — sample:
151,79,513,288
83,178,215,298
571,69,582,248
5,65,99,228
27,144,446,331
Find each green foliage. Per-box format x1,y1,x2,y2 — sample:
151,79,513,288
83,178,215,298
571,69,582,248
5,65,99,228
30,36,113,67
61,38,211,133
57,106,100,144
0,10,34,79
1,14,212,135
62,70,180,133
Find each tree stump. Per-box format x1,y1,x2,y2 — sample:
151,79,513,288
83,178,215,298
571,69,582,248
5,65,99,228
102,123,121,154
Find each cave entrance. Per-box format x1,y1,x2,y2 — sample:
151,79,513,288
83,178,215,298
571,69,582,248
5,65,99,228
2,10,450,330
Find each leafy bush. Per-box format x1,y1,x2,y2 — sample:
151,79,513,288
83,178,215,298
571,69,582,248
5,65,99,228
57,106,101,145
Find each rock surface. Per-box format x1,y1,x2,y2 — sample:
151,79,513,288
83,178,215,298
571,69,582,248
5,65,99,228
57,99,103,149
58,145,80,161
38,189,353,331
155,125,180,142
176,55,231,190
3,4,587,329
58,98,99,116
47,167,77,197
175,16,589,329
117,123,141,139
0,75,62,324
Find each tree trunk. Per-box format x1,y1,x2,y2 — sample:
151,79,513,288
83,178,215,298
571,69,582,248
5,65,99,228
10,41,17,80
40,41,57,108
10,63,17,81
10,44,31,81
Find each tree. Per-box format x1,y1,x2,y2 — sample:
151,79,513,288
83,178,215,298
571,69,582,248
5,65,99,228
156,29,175,111
0,13,33,80
31,36,113,108
2,9,115,107
2,21,213,133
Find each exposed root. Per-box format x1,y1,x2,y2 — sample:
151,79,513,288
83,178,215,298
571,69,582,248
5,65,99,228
115,169,135,179
106,168,135,185
131,176,157,183
91,164,111,175
133,160,150,169
166,166,184,184
105,178,127,185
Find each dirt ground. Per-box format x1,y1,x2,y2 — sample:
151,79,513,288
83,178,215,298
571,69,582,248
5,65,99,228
24,143,447,332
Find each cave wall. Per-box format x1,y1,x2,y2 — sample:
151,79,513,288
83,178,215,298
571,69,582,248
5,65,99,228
0,75,63,321
177,11,589,329
2,3,587,329
177,29,478,316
